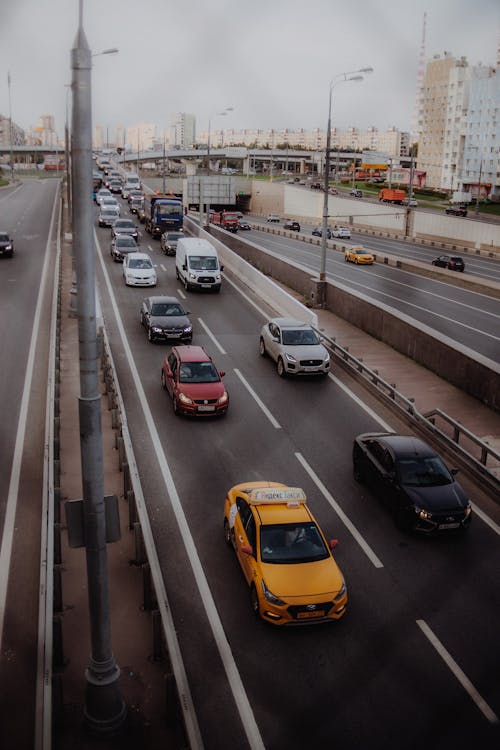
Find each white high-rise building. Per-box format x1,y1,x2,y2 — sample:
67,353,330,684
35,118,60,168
167,113,196,148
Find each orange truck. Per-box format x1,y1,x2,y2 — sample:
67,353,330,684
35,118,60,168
211,211,239,233
378,188,406,204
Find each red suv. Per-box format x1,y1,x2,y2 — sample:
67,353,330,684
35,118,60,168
161,345,229,417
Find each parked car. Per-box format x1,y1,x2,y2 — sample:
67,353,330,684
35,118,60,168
160,344,228,416
110,234,139,261
223,482,347,625
312,227,332,239
403,197,418,207
0,231,14,258
331,226,351,239
123,252,157,287
431,255,465,272
267,214,280,223
445,204,467,217
344,246,375,265
111,218,139,241
160,230,184,256
259,317,330,377
350,188,363,198
141,295,192,343
238,219,252,230
283,220,301,232
352,433,472,533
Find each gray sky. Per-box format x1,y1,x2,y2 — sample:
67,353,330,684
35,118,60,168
1,0,499,139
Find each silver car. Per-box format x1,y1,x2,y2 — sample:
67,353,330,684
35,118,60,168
259,318,330,377
160,230,184,256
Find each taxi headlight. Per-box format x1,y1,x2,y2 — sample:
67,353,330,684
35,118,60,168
178,392,194,406
261,580,286,606
334,580,347,600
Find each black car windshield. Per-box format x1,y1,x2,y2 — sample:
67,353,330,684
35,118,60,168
282,328,320,346
151,303,184,316
179,361,219,383
117,238,136,247
116,221,134,229
188,255,218,271
397,457,453,487
0,233,10,242
260,523,329,564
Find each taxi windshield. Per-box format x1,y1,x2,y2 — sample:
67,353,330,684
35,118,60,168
260,522,329,564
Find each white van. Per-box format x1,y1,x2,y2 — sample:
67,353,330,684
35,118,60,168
176,237,223,293
122,174,142,198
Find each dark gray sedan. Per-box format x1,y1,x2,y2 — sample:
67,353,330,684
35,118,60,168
140,296,193,343
111,218,139,241
0,231,14,258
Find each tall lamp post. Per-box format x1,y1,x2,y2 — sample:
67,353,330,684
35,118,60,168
7,71,14,183
319,68,373,302
70,0,125,733
203,105,234,227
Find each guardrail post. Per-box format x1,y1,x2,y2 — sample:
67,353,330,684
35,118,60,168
133,522,146,565
52,615,65,670
151,609,163,662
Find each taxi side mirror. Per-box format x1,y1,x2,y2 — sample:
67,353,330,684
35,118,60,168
241,545,253,556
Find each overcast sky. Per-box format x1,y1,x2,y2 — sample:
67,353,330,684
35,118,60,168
1,0,499,140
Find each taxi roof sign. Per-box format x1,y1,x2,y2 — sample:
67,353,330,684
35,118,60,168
247,487,306,506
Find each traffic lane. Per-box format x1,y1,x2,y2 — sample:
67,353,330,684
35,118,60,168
0,179,59,521
251,233,500,360
0,179,58,745
101,256,500,748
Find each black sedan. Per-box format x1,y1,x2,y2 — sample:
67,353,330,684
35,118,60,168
283,220,301,232
112,219,139,241
431,255,465,272
312,227,332,239
140,296,193,344
238,219,252,231
352,433,472,533
110,235,139,262
445,204,467,217
0,231,14,258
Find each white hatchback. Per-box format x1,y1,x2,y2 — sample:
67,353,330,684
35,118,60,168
123,252,157,287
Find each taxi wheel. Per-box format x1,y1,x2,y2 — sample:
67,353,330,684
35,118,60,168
250,585,261,618
223,519,232,546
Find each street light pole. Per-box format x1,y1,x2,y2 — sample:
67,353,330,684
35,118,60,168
319,68,373,304
71,0,125,733
7,71,14,183
204,106,234,228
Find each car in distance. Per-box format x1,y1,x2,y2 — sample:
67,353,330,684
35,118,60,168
108,180,122,194
352,433,472,533
160,344,228,416
283,220,301,232
267,214,280,223
331,225,351,239
344,246,375,264
445,204,467,217
110,234,139,262
112,218,139,242
160,230,184,256
223,482,347,625
350,188,363,198
95,187,112,205
431,255,465,272
259,317,330,377
141,295,192,343
0,231,14,258
127,189,144,203
403,197,418,207
238,219,252,231
129,196,144,215
123,252,157,287
311,226,332,239
100,196,120,216
98,207,119,228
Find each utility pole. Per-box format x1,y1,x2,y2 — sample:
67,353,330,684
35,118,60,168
71,0,125,733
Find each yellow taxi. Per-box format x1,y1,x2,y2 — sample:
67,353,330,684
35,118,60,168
344,245,375,264
223,482,347,625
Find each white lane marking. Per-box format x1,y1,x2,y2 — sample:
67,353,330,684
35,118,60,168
328,373,394,431
295,452,384,569
233,369,281,429
0,184,58,648
469,502,500,535
177,287,187,299
95,233,265,750
416,619,499,724
197,317,227,354
159,264,166,272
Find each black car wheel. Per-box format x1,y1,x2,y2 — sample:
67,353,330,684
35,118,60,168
259,338,266,357
353,461,364,483
250,585,260,618
172,395,179,415
147,327,154,343
161,370,167,390
277,357,286,377
223,518,232,546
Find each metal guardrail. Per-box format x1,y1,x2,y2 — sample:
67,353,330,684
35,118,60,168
317,329,500,498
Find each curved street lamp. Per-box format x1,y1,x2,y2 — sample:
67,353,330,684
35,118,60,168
319,68,373,303
202,106,234,227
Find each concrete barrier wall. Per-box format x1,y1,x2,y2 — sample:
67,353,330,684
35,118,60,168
185,216,500,412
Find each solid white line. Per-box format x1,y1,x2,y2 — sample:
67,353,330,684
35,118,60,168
233,369,281,429
95,233,265,750
295,452,384,569
197,317,227,354
0,184,57,650
416,619,499,724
